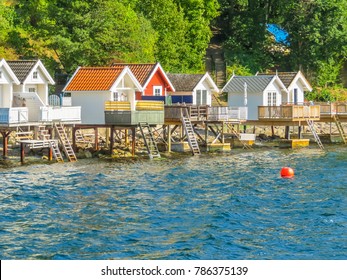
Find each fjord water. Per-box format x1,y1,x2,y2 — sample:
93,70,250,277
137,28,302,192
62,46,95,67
1,147,346,260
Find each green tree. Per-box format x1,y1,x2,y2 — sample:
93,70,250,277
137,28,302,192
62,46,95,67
281,0,347,86
12,0,157,73
0,0,18,58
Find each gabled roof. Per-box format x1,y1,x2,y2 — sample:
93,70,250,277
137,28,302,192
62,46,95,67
257,71,312,91
111,62,175,91
7,60,37,82
167,73,205,92
6,59,55,85
0,58,20,84
223,75,280,94
63,66,143,92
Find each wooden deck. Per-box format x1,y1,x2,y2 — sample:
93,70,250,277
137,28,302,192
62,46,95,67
317,102,347,122
164,105,247,124
164,105,208,123
258,105,320,122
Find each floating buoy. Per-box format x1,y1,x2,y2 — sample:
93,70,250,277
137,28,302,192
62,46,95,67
280,167,294,178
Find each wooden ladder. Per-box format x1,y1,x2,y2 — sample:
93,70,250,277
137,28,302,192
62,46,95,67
333,115,347,144
54,123,78,162
225,123,252,149
48,140,64,162
306,119,324,150
138,122,161,159
75,129,85,143
181,110,200,155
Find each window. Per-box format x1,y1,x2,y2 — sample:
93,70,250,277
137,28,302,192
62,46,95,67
33,71,38,79
0,71,2,79
28,88,36,93
153,86,162,96
196,89,208,105
113,91,127,101
267,92,272,106
113,92,120,101
267,92,276,106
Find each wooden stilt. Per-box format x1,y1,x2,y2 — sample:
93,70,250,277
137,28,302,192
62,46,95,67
167,124,171,152
285,126,290,140
1,131,11,158
222,122,225,144
110,126,114,153
125,129,129,146
72,126,77,151
131,127,136,156
94,127,99,150
20,142,25,164
48,147,53,161
205,122,208,146
105,127,110,148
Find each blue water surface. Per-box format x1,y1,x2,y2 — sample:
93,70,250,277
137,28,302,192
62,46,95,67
0,147,346,260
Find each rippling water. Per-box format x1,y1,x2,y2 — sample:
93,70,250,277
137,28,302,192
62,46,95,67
1,146,346,260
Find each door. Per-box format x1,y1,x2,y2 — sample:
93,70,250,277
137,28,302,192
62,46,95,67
294,88,298,105
196,90,201,105
202,90,207,105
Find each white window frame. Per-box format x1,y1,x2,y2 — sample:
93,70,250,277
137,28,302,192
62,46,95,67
33,71,38,79
113,92,120,101
28,87,36,93
267,91,277,106
0,70,2,79
153,86,162,96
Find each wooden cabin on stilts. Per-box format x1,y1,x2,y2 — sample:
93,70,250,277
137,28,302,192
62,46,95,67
0,59,81,164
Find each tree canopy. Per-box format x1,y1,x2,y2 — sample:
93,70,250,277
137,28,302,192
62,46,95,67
0,0,347,89
0,0,218,74
219,0,347,87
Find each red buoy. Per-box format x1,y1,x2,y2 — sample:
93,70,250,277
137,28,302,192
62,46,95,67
280,167,294,178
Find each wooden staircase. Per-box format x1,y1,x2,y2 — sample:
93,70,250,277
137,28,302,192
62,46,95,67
38,125,50,140
206,43,226,89
181,111,200,155
54,123,77,162
333,115,347,144
48,140,64,162
225,123,252,149
138,122,161,159
306,119,324,150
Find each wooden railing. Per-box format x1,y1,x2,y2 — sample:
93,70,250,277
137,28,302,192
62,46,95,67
0,107,29,124
312,102,347,116
105,101,164,111
136,101,164,111
105,101,131,111
40,106,81,122
165,105,208,121
208,106,248,121
258,105,320,120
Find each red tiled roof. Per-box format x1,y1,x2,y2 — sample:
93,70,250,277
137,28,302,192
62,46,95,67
65,66,125,91
111,63,156,86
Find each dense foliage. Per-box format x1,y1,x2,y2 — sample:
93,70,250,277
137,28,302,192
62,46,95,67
219,0,347,88
1,0,347,92
0,0,219,74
